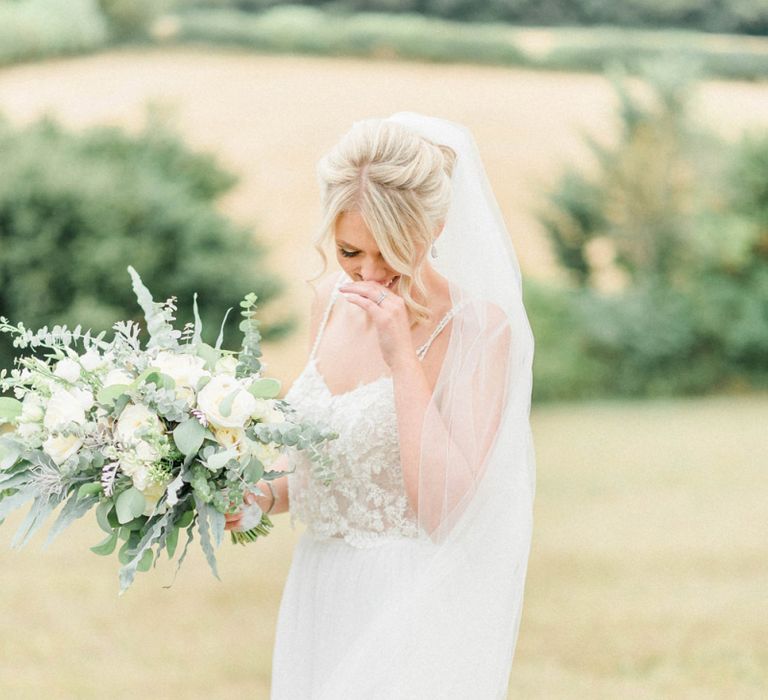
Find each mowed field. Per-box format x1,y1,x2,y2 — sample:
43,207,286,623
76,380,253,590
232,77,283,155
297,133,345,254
0,48,767,698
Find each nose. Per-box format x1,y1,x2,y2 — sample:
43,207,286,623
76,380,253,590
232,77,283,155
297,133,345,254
358,259,390,284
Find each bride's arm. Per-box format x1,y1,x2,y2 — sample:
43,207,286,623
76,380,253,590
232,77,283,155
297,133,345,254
392,311,511,536
225,272,340,530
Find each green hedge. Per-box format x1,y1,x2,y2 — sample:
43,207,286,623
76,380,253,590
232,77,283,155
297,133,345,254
0,116,293,374
0,0,109,66
176,0,768,37
172,7,768,82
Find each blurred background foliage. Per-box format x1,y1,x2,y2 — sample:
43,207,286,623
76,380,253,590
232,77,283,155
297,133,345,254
4,1,768,80
0,113,293,373
531,61,768,400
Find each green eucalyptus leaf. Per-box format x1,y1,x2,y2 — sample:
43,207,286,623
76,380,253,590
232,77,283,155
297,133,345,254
116,487,146,524
0,397,22,424
90,532,118,556
243,456,264,483
77,482,103,499
96,384,131,405
176,509,195,529
166,525,180,559
247,378,281,399
136,549,154,572
173,418,206,457
196,342,220,371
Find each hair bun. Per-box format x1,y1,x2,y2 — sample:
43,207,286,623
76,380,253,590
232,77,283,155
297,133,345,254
437,143,457,179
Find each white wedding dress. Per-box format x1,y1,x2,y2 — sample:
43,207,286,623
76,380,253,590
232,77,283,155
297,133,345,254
270,272,463,700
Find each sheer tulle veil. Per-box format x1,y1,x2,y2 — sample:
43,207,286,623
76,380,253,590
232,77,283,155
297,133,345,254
317,112,536,699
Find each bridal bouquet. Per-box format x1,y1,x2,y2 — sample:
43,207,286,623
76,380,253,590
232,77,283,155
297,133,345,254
0,266,336,593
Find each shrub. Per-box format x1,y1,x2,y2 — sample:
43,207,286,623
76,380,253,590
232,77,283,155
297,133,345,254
536,61,768,398
0,0,109,66
0,115,293,374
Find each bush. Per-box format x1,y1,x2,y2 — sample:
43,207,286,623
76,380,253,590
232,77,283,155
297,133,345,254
174,0,768,36
97,0,167,40
0,0,109,66
0,115,293,375
535,61,768,399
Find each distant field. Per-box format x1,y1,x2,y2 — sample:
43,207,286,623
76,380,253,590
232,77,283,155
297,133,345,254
1,393,765,698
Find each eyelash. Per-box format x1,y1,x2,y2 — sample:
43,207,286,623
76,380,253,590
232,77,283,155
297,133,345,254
339,248,359,258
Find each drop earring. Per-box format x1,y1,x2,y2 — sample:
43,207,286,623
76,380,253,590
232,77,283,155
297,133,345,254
430,242,438,259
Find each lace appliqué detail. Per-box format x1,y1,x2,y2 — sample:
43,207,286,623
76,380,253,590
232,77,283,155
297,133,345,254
285,360,421,548
283,271,462,549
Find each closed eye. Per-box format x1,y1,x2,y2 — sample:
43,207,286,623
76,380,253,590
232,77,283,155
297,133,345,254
339,248,359,258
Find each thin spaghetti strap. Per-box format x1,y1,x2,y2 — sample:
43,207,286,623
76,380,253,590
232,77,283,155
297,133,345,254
309,271,347,361
416,301,468,361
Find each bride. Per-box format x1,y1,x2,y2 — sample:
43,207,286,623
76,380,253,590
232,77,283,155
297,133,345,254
226,113,536,699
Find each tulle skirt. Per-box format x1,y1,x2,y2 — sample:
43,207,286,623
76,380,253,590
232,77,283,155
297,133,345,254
270,530,436,700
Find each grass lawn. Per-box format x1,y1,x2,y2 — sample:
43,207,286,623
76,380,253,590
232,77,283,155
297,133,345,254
1,393,765,698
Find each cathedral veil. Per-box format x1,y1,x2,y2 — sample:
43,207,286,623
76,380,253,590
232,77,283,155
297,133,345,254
315,113,536,699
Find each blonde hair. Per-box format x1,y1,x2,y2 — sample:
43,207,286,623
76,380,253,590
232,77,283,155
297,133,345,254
310,118,457,326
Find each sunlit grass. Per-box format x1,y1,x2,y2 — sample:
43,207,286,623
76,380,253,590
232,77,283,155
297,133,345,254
1,394,765,698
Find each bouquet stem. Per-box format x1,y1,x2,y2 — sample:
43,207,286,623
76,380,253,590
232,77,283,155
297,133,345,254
230,513,274,545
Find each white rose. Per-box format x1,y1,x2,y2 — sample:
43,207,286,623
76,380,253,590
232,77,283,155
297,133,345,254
115,403,163,445
251,398,285,424
153,351,210,390
80,348,106,372
103,369,133,387
53,357,81,384
213,355,239,376
70,386,94,412
42,433,83,465
16,421,43,444
20,393,45,423
197,375,258,429
43,390,86,431
121,460,150,491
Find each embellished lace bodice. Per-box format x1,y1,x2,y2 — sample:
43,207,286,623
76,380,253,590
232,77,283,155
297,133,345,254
284,272,461,548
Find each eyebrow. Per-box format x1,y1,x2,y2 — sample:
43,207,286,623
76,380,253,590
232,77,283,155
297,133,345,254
336,240,362,250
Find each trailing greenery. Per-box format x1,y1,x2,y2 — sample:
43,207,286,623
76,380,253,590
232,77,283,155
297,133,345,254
172,6,768,82
534,61,768,399
0,0,109,66
176,0,768,37
0,114,293,375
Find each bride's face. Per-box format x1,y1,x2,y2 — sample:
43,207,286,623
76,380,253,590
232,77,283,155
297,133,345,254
334,211,402,292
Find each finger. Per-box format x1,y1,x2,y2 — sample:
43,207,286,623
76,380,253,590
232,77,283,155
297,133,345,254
224,518,242,531
341,292,379,314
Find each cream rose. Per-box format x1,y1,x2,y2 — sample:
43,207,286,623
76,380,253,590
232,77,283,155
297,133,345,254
213,425,248,457
42,432,83,465
115,403,163,445
43,390,86,432
197,375,258,429
153,351,210,391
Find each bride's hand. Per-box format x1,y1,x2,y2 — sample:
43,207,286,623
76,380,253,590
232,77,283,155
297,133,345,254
224,490,259,531
339,280,415,370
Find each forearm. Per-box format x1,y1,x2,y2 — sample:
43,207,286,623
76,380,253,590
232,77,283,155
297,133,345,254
391,356,473,531
250,452,291,515
251,475,289,515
